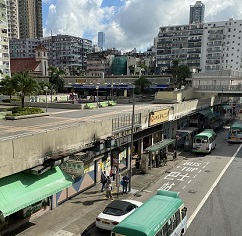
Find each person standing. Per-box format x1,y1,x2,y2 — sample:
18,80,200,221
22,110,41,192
100,170,108,192
105,177,113,200
111,166,117,181
122,174,129,194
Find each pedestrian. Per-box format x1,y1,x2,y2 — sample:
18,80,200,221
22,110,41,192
155,153,160,168
160,151,164,166
163,152,167,166
105,178,113,200
111,166,117,181
100,170,108,192
122,174,129,194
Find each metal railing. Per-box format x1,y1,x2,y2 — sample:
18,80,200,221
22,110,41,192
196,85,242,91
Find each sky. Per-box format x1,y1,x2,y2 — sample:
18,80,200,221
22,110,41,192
42,0,242,52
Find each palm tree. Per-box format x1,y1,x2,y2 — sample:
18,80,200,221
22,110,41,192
12,71,40,108
48,66,66,93
133,76,151,94
0,75,16,101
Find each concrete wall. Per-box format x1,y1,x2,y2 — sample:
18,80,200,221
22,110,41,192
0,119,112,178
154,87,195,103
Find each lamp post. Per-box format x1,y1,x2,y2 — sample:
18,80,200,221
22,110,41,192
128,85,135,192
110,84,113,101
44,86,48,112
96,85,99,107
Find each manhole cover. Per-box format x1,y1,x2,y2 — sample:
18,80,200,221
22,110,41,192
204,170,211,173
188,190,197,194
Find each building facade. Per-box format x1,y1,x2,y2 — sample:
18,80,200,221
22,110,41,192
0,0,10,79
189,1,205,24
9,38,40,58
201,19,242,72
156,18,242,73
6,0,19,39
41,35,92,76
98,32,105,51
156,23,203,73
18,0,43,39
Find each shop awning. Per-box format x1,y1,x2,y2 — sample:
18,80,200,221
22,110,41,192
145,139,176,152
0,167,73,217
207,113,217,120
198,109,212,117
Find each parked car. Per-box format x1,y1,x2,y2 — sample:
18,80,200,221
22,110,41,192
95,199,143,231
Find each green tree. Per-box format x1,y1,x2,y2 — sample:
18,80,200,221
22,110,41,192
0,75,17,101
171,59,191,88
133,76,151,94
12,71,40,108
48,66,66,93
38,81,53,94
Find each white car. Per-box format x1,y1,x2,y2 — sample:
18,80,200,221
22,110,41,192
95,199,143,231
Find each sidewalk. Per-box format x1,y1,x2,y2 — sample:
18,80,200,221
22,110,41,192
5,151,191,236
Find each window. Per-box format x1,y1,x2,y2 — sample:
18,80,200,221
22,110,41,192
181,207,187,219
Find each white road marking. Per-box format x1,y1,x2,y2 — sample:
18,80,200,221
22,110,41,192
193,175,197,178
187,143,242,227
142,189,152,193
188,180,192,184
198,170,201,173
182,185,186,189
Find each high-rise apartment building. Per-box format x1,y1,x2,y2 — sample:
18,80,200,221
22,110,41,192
201,19,242,71
0,0,10,79
189,1,205,24
6,0,19,39
156,23,204,72
18,0,43,39
155,18,242,73
41,35,92,75
9,38,41,58
98,32,105,51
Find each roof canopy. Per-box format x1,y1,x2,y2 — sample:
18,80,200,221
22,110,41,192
145,139,176,152
0,167,73,217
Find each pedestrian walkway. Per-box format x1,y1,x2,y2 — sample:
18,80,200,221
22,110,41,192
4,151,191,236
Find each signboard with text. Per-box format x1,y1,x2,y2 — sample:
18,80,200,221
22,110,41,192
149,109,169,126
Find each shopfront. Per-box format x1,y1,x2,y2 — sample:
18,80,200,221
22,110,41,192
0,167,73,233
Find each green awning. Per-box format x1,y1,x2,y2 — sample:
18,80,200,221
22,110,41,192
145,139,176,152
207,113,217,120
198,109,212,117
0,167,73,217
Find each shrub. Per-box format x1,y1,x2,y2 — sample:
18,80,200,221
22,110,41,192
2,99,10,103
5,107,44,116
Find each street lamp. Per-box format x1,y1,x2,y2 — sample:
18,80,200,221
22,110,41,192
128,85,135,192
96,85,99,107
110,84,113,101
44,86,48,112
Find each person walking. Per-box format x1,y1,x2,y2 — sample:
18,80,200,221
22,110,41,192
122,174,129,194
100,170,108,192
111,166,117,181
105,177,113,200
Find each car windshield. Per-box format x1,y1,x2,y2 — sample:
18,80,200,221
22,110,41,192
103,207,125,216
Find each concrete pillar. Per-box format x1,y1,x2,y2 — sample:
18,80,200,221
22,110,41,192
138,138,143,157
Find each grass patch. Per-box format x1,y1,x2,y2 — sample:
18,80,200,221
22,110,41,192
5,107,44,116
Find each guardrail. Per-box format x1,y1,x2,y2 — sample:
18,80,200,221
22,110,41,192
196,85,242,91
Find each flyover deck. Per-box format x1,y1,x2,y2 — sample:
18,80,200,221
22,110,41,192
0,103,169,141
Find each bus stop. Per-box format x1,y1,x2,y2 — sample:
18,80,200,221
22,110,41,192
176,127,199,151
140,139,176,173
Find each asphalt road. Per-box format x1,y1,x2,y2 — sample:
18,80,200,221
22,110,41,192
185,142,242,235
81,127,241,235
